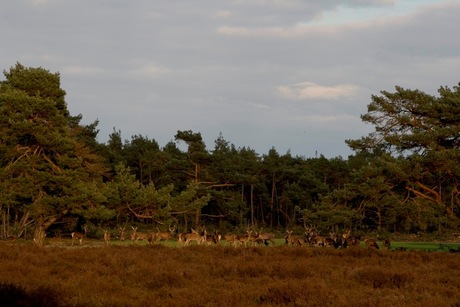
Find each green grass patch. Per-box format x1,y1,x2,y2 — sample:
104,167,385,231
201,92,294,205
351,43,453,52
390,241,460,252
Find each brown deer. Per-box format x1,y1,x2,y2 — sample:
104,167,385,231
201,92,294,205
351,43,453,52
324,232,338,248
103,229,111,245
284,230,304,247
177,232,187,246
185,228,206,246
247,231,264,246
254,236,266,246
303,225,325,247
255,228,276,246
117,227,126,241
365,238,380,249
155,226,176,243
71,226,87,246
308,229,325,247
342,229,351,240
236,228,254,247
130,226,150,244
204,230,221,245
223,233,238,247
347,235,361,247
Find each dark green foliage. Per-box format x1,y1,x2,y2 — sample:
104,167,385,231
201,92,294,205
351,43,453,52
0,63,459,238
0,63,109,242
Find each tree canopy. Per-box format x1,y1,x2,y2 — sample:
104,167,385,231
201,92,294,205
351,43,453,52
0,63,458,241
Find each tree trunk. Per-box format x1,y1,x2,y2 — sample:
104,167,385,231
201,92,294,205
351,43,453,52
194,208,201,227
250,184,254,226
1,205,6,239
33,209,69,246
270,173,275,228
240,184,244,225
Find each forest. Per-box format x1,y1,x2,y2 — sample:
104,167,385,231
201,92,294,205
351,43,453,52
0,63,459,244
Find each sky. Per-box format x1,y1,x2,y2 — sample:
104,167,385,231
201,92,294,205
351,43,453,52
1,0,459,158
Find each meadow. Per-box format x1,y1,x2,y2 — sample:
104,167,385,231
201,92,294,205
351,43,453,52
0,239,459,307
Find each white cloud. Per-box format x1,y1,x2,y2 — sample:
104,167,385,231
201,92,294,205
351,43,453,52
30,0,51,6
214,10,232,19
217,0,453,38
277,82,361,100
129,63,172,78
61,66,108,77
217,24,335,38
290,114,357,123
252,102,271,109
218,12,413,38
1,0,458,158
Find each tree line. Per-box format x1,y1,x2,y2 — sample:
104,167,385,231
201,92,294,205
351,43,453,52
0,63,459,244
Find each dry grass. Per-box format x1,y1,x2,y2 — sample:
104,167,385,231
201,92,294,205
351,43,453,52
0,242,459,306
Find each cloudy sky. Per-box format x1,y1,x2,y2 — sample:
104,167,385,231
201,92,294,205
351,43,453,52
1,0,459,158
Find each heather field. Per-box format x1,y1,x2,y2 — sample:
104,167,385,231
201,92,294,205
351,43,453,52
0,241,459,307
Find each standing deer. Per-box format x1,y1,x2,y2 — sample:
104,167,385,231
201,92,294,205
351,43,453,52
204,230,221,245
103,229,111,245
309,229,325,247
185,228,206,246
117,227,126,241
284,230,304,247
247,231,263,246
303,225,325,247
130,226,150,244
223,233,238,247
71,226,87,246
236,229,253,247
324,232,338,248
255,229,276,246
155,226,176,243
342,229,351,241
177,232,187,246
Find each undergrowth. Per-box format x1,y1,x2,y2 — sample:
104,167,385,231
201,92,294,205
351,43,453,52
0,243,459,306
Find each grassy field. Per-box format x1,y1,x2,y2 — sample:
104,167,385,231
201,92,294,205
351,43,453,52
83,237,460,252
0,240,459,306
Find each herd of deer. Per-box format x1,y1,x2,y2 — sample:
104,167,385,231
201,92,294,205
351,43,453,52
70,225,391,250
284,226,390,250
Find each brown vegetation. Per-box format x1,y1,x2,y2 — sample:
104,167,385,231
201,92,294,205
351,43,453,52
0,242,459,306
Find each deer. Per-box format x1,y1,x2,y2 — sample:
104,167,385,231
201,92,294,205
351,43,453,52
304,226,315,246
236,234,250,247
71,226,87,246
254,228,276,246
130,226,151,244
248,233,268,246
324,232,338,248
347,235,361,247
177,232,187,246
185,228,206,246
365,238,380,249
155,226,176,243
342,229,351,241
117,226,126,241
284,230,304,247
204,230,221,245
303,225,325,247
236,228,254,247
307,228,325,247
247,231,264,246
103,229,111,245
223,233,239,247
